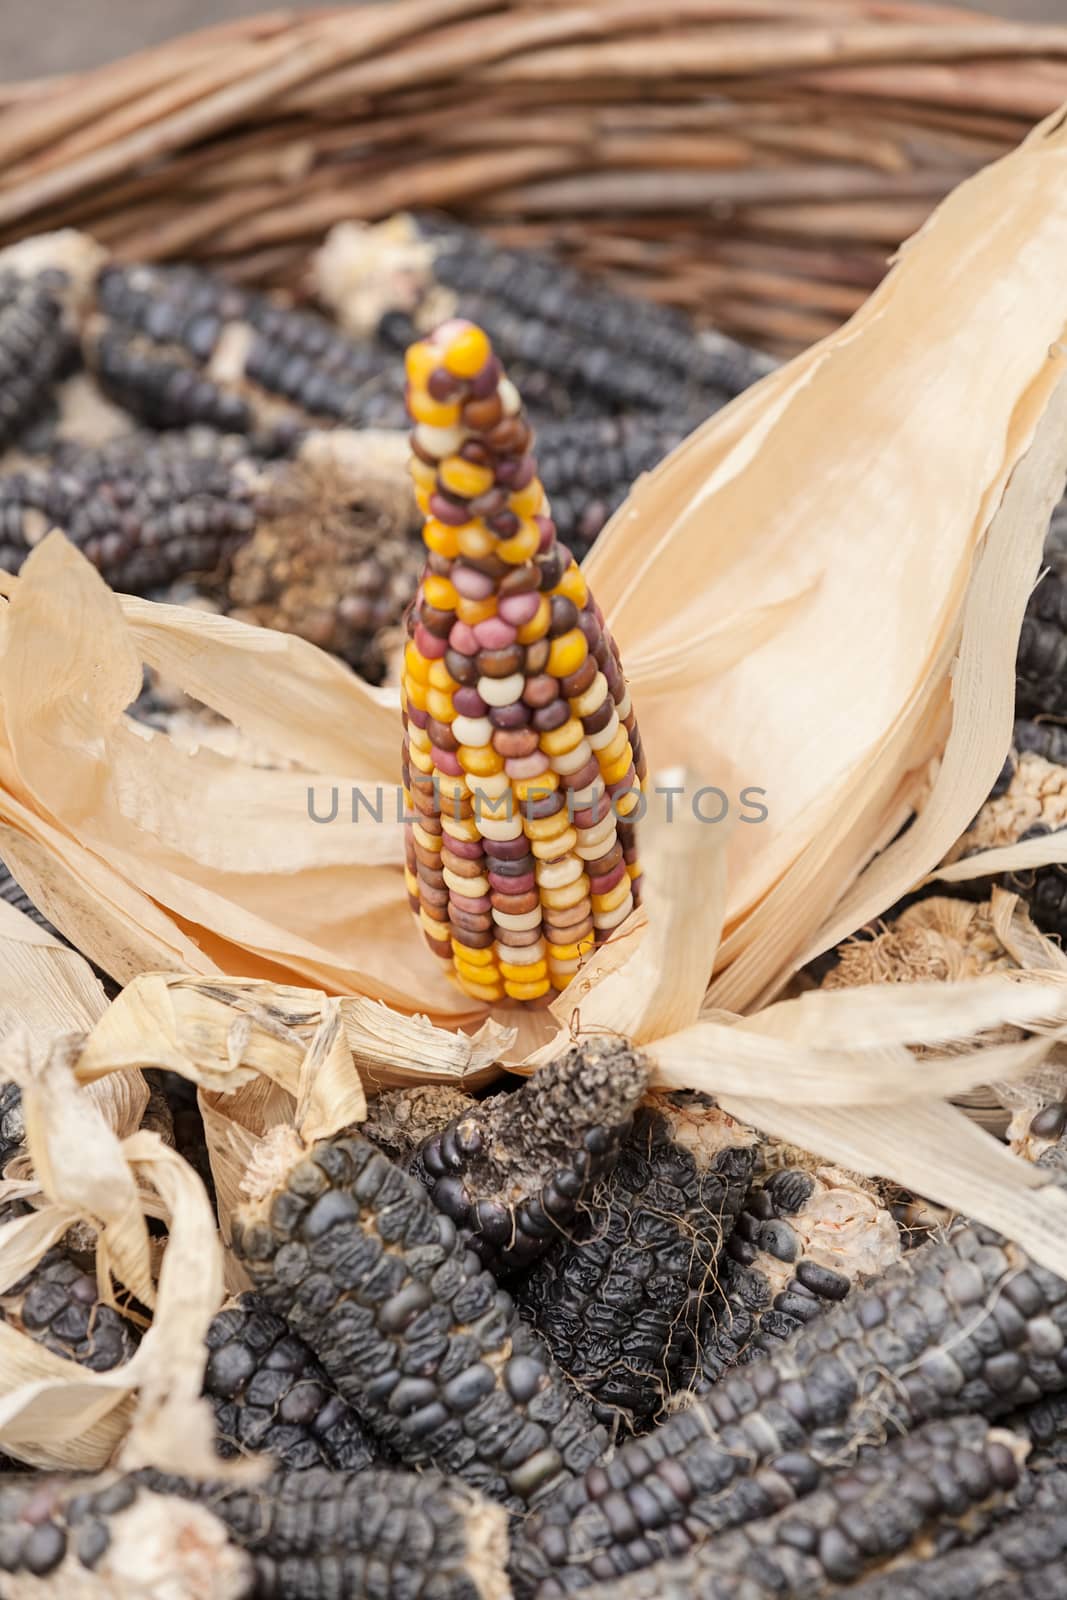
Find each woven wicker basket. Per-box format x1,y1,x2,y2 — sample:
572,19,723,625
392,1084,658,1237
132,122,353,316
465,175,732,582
0,0,1066,354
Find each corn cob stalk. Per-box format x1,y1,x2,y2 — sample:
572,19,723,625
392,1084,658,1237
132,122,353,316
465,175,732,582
511,1210,1067,1594
203,1295,381,1472
841,1464,1067,1600
139,1465,509,1600
515,1094,757,1431
567,1415,1028,1600
230,1128,609,1510
414,1038,649,1275
362,1084,477,1167
401,318,645,1004
699,1163,902,1385
0,1473,250,1599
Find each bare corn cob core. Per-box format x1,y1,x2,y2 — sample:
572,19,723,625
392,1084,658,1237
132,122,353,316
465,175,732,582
230,1129,609,1510
203,1295,380,1471
699,1164,902,1384
401,319,645,1004
572,1415,1028,1599
0,1474,250,1599
515,1094,758,1431
140,1466,509,1600
511,1211,1067,1594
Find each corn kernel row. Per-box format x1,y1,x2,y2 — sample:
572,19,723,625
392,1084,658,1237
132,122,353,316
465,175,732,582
400,318,645,1004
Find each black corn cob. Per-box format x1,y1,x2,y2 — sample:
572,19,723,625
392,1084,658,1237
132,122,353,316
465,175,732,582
511,1210,1067,1595
0,1082,25,1175
567,1415,1028,1600
0,426,264,595
0,267,78,452
1013,1389,1067,1463
699,1164,903,1385
230,1129,609,1510
415,1039,649,1276
143,1069,216,1204
203,1295,380,1471
140,1466,509,1600
841,1463,1067,1600
1015,716,1067,767
515,1094,758,1432
1017,495,1067,718
0,1207,141,1374
362,1084,476,1168
0,1473,251,1597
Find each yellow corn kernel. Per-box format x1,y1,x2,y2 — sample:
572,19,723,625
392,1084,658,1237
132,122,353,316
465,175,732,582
455,958,497,988
540,718,584,757
412,823,442,852
424,574,459,611
547,936,594,961
542,876,591,912
407,744,434,774
405,340,438,388
598,724,630,767
614,788,641,818
427,659,458,693
601,747,635,786
513,772,559,801
457,523,497,560
500,959,548,982
628,861,642,879
409,390,461,429
439,455,495,500
441,814,483,842
531,828,577,859
547,629,588,680
404,641,432,685
505,977,551,1002
443,324,491,378
424,519,461,559
453,940,496,967
414,486,431,517
404,867,420,896
516,595,551,643
419,907,450,940
524,808,572,842
549,970,575,989
426,688,457,724
455,595,498,626
407,724,431,753
404,678,428,712
409,457,436,493
497,522,541,565
456,974,505,1003
509,480,543,518
554,564,588,609
458,745,504,777
592,878,633,914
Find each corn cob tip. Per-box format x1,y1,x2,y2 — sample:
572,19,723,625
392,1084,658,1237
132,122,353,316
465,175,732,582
401,319,646,1004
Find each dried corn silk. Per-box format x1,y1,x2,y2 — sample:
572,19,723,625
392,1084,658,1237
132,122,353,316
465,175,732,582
401,318,645,1004
0,1473,250,1600
699,1161,902,1384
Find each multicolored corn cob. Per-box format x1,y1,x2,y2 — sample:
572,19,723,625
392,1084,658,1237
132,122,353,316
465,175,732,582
230,1128,609,1511
413,1038,649,1276
698,1163,902,1385
400,319,645,1005
571,1415,1028,1600
140,1466,509,1600
515,1094,757,1431
0,1473,250,1598
511,1209,1067,1594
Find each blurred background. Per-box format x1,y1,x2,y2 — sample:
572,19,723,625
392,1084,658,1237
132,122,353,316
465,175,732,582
0,0,1057,79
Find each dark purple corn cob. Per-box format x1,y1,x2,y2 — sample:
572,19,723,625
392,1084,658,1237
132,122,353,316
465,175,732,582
566,1415,1028,1599
0,266,78,452
515,1094,757,1432
230,1129,609,1511
511,1210,1067,1595
203,1295,380,1471
415,1039,649,1276
1017,495,1067,718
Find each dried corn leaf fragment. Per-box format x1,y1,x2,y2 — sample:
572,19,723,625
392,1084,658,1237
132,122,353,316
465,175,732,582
568,1416,1028,1600
232,1128,608,1509
512,1206,1067,1593
415,1038,648,1274
516,1093,756,1430
140,1465,509,1600
0,1472,250,1600
699,1162,902,1384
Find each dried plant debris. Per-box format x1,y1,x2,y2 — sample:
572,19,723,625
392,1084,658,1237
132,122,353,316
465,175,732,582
141,1465,510,1600
224,451,423,681
820,896,1019,989
0,1473,250,1599
231,1129,608,1510
511,1207,1067,1594
0,1203,141,1374
415,1039,649,1276
843,1463,1067,1600
571,1415,1028,1600
0,860,65,944
0,426,264,594
362,1084,476,1168
698,1163,903,1385
515,1094,757,1432
87,261,406,438
203,1295,380,1472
